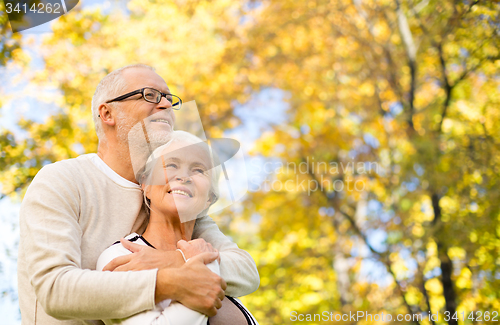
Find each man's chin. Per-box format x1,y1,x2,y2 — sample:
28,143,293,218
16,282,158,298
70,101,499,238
149,122,172,135
147,128,173,146
127,123,173,182
128,121,173,146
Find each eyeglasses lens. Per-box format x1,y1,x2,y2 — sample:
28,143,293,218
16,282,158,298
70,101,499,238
142,88,158,103
143,88,180,108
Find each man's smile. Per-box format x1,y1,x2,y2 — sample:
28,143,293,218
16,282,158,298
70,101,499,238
151,118,171,125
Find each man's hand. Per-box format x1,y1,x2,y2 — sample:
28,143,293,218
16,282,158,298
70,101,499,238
102,238,184,271
157,252,227,317
177,238,221,263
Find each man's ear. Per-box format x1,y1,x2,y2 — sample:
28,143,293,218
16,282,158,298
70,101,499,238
98,103,116,127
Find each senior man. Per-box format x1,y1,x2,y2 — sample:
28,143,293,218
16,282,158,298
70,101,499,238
17,64,259,324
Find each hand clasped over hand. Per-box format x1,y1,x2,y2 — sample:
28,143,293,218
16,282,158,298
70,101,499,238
103,238,226,316
102,238,184,271
177,238,221,263
173,252,227,317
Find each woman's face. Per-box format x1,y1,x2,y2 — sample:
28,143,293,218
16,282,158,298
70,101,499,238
145,140,212,223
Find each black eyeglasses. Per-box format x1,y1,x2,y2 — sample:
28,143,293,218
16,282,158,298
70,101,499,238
106,87,182,110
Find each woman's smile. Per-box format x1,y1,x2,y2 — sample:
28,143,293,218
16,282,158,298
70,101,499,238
168,186,193,198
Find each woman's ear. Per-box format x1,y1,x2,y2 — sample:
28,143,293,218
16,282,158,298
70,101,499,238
204,193,215,209
142,184,151,199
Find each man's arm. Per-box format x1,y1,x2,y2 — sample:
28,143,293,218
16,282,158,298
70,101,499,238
97,239,225,315
193,215,260,297
19,164,157,320
105,215,260,298
19,163,224,320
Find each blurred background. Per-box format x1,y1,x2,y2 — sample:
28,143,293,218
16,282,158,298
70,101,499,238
1,0,500,324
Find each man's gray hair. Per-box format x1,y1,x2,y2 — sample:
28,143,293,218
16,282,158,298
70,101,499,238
91,64,155,140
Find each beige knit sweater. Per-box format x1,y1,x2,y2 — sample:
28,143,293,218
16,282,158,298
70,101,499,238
17,154,259,324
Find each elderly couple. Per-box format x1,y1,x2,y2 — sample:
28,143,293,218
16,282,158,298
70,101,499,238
17,64,259,324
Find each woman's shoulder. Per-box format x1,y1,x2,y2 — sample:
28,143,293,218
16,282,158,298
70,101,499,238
95,233,142,271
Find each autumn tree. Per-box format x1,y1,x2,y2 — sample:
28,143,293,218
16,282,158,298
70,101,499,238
0,4,26,201
1,0,499,324
236,0,500,323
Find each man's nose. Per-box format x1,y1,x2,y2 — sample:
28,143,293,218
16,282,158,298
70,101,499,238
157,95,173,110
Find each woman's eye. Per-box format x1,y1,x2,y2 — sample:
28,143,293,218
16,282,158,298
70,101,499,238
166,163,178,169
193,168,206,174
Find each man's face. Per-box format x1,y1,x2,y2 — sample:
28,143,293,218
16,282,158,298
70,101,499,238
113,68,176,144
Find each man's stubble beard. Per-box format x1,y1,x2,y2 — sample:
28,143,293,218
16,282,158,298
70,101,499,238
117,112,174,183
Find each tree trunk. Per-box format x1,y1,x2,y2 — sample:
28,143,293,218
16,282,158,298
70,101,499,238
431,193,457,325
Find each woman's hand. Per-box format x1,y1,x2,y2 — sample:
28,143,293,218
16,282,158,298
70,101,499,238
177,238,221,263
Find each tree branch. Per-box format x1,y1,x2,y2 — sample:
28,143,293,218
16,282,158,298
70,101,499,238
430,192,458,325
396,0,417,131
303,157,421,325
437,49,499,134
437,42,453,133
338,208,420,325
420,271,437,325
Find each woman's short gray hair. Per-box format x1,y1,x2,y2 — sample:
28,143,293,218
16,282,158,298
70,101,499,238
91,64,155,140
138,130,221,218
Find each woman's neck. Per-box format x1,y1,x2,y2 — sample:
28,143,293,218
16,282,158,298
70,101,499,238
141,210,195,251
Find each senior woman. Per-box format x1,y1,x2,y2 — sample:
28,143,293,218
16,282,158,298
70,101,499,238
96,130,257,325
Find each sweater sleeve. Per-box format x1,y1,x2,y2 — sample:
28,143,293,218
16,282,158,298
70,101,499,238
19,164,157,320
98,249,220,325
193,215,260,297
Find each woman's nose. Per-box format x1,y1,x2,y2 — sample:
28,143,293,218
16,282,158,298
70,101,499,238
175,176,192,183
174,169,192,183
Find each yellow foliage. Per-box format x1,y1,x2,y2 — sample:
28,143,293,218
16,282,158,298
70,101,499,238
426,278,443,295
2,0,500,323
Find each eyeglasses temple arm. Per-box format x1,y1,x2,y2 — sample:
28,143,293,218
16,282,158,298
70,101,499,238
106,89,143,103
